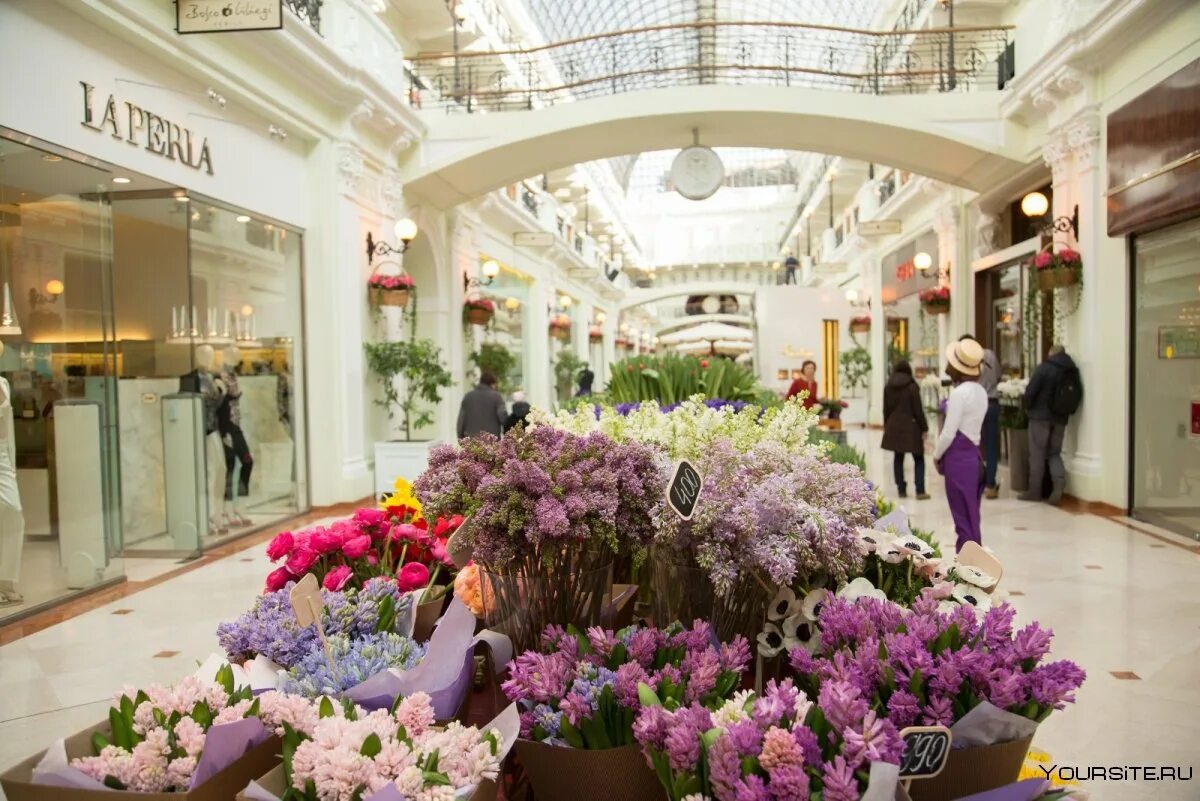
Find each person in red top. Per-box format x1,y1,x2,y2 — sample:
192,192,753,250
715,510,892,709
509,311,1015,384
786,360,820,410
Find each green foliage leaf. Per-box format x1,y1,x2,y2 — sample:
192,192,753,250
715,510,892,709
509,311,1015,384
109,707,131,750
91,731,110,754
191,702,213,730
637,682,663,708
319,697,335,719
424,771,452,786
103,775,126,790
360,733,382,758
376,593,396,634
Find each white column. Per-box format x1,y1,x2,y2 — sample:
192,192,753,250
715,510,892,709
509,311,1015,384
601,309,617,390
526,278,551,409
867,257,886,425
574,299,593,367
933,203,962,352
1060,110,1106,494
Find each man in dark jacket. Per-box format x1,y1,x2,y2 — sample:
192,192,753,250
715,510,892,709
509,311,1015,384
1020,346,1080,505
881,361,930,499
457,371,507,440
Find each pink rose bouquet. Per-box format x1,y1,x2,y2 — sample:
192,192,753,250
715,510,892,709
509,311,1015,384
367,272,415,291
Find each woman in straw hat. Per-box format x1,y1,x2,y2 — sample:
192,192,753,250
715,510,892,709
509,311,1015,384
934,339,989,551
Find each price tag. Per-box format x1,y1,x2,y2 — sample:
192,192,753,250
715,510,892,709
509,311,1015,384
446,516,474,569
666,460,703,520
290,573,338,679
956,542,1004,594
898,726,951,780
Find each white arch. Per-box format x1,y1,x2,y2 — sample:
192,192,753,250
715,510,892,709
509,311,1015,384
654,313,753,335
620,281,758,311
402,85,1027,208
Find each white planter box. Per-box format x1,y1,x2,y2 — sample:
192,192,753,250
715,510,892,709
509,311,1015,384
373,440,442,498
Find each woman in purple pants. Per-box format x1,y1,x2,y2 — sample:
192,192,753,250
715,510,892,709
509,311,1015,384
934,339,988,552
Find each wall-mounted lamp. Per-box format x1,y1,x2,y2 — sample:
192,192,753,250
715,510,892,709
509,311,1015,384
504,296,520,311
845,288,859,303
29,279,65,308
1021,191,1079,239
464,258,500,293
914,251,951,281
595,311,607,325
366,217,418,265
559,295,573,309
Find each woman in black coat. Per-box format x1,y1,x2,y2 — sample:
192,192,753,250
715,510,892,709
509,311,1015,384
882,361,930,499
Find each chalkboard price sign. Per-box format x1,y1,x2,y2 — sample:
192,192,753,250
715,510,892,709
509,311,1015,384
898,726,951,779
666,460,704,520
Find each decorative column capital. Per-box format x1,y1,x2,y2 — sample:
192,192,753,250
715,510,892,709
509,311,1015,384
336,142,365,196
379,168,404,218
1065,106,1102,170
973,212,1001,260
1041,136,1073,186
934,204,960,236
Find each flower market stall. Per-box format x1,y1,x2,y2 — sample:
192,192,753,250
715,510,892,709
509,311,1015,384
0,394,1089,801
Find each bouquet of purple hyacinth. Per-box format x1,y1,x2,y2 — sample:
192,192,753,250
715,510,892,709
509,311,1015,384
635,676,902,801
787,594,1086,731
502,621,751,750
216,577,411,669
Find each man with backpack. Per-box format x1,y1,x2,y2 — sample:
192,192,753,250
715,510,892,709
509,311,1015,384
1020,345,1083,505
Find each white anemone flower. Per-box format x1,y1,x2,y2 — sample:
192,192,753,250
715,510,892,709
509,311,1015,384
952,582,993,611
837,577,888,603
955,564,998,590
894,535,936,560
801,588,830,622
783,613,821,654
767,586,800,621
878,539,907,565
936,600,960,615
712,690,755,726
856,528,894,555
757,622,786,657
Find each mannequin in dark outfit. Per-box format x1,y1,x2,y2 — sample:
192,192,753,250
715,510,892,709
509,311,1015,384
218,346,253,527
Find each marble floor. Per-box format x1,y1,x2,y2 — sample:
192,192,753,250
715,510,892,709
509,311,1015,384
0,433,1198,800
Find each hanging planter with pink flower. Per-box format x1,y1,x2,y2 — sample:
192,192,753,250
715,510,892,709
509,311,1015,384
850,313,871,334
368,270,415,308
588,324,602,344
463,296,495,326
919,285,951,315
548,313,571,341
1033,245,1082,291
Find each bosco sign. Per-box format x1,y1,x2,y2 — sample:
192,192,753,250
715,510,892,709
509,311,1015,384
177,1,283,34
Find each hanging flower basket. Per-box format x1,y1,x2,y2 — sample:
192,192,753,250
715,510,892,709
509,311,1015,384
1033,246,1082,291
463,297,494,326
588,325,602,344
849,315,871,334
549,314,571,341
919,285,951,316
367,269,415,308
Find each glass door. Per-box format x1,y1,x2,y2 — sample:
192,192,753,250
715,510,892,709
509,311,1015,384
1131,217,1200,539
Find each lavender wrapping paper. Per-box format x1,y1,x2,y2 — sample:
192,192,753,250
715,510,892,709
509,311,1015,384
860,760,900,801
953,778,1051,801
29,718,269,792
873,508,911,536
950,701,1037,748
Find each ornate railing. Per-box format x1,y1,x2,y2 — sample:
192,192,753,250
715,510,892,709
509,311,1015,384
406,21,1013,113
284,0,322,35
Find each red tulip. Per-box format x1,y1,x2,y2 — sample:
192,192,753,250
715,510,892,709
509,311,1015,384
700,359,710,368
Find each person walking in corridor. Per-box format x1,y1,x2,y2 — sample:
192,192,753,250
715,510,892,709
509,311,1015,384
882,361,929,499
935,339,988,552
1020,345,1082,505
961,334,1002,498
784,256,799,285
457,371,507,440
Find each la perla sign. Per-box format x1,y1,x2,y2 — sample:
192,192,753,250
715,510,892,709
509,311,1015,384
80,82,214,176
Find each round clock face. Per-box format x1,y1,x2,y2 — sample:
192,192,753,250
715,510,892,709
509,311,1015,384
671,146,725,201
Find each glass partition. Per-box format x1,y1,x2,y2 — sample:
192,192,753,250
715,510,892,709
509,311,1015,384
1131,217,1200,539
0,135,124,621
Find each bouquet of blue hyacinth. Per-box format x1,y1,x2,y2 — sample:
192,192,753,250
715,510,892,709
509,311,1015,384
280,631,426,698
216,577,412,669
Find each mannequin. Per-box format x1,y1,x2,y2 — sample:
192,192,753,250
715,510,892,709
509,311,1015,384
180,344,226,535
217,346,253,527
0,341,26,604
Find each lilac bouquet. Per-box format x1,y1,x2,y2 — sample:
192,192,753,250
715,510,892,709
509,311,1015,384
71,668,264,792
216,577,411,670
502,622,751,749
415,426,667,567
655,440,872,597
281,631,426,698
277,692,504,801
787,595,1086,730
634,677,902,801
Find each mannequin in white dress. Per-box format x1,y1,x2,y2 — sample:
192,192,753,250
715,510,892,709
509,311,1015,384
0,341,25,604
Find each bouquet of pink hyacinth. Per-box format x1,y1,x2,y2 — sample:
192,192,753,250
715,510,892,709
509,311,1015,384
502,621,751,749
276,692,504,801
69,668,289,792
634,676,902,801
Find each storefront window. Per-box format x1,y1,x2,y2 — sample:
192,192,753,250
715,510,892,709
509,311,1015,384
0,136,124,620
1131,217,1200,539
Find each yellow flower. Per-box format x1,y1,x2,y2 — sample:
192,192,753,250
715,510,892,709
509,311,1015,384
380,476,423,521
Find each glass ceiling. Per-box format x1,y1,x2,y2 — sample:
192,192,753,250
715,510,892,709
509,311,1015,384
518,0,892,43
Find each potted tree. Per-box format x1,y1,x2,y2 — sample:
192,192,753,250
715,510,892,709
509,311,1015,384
366,338,454,497
468,342,516,388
